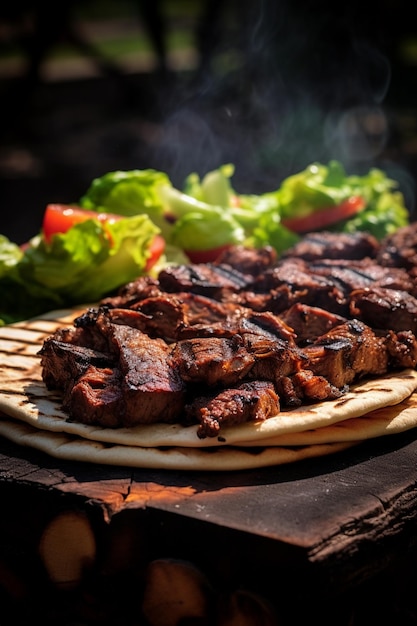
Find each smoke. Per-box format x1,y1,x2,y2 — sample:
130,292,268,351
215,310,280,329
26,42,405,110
150,0,411,199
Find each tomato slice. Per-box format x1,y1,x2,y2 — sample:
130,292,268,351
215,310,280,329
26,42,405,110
281,196,366,234
184,244,231,264
145,234,165,271
42,204,165,271
42,204,121,243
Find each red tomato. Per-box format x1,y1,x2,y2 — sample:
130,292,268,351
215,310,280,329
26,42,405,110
42,204,165,271
42,204,121,243
145,234,165,271
184,244,231,264
281,196,366,234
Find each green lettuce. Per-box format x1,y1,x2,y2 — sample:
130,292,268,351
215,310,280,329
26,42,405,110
0,214,159,324
80,169,172,236
275,160,409,238
0,161,411,325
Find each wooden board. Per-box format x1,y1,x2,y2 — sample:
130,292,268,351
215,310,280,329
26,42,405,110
2,428,417,580
3,430,417,624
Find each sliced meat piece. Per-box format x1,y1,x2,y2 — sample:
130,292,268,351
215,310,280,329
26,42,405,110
281,231,379,261
179,292,248,327
171,335,255,387
213,245,277,275
108,324,186,425
252,259,348,314
385,329,417,369
377,221,417,269
100,275,162,308
39,338,114,394
280,303,347,345
131,295,185,342
185,380,280,438
236,313,307,381
158,263,250,298
349,287,417,334
304,320,389,388
275,370,343,408
66,366,124,428
311,258,417,296
242,311,296,343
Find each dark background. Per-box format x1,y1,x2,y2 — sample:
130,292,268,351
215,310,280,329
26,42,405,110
1,0,417,245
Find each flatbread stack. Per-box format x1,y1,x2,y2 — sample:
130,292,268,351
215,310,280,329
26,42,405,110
1,308,417,471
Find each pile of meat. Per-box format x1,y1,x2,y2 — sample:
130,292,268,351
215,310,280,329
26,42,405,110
39,223,417,438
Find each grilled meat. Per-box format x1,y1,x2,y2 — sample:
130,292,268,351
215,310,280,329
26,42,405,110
213,245,277,275
377,221,417,269
349,287,417,334
39,338,115,397
67,366,124,428
185,380,280,438
281,231,379,261
39,226,417,435
302,319,413,388
158,263,251,298
275,370,343,407
280,303,347,345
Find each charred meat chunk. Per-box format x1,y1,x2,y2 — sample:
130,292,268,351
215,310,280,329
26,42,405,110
158,263,250,299
213,245,278,275
311,258,417,296
377,221,417,269
185,380,280,438
384,330,417,369
39,338,115,396
280,303,347,345
349,287,417,334
66,366,124,428
303,320,389,388
275,370,343,408
171,335,255,387
108,324,186,426
251,259,348,315
281,231,379,261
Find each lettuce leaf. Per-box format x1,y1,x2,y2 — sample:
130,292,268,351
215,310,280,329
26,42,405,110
80,169,172,236
0,214,159,324
275,160,409,239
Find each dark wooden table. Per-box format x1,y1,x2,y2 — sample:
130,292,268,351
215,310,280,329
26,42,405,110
2,427,417,625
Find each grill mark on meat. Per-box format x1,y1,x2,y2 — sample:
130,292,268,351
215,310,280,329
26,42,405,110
158,263,250,297
311,259,417,295
251,259,349,314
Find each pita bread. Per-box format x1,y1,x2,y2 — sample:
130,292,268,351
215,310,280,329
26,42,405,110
237,392,417,446
0,414,359,471
1,308,417,470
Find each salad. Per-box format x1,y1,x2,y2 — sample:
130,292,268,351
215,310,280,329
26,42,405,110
0,160,409,324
